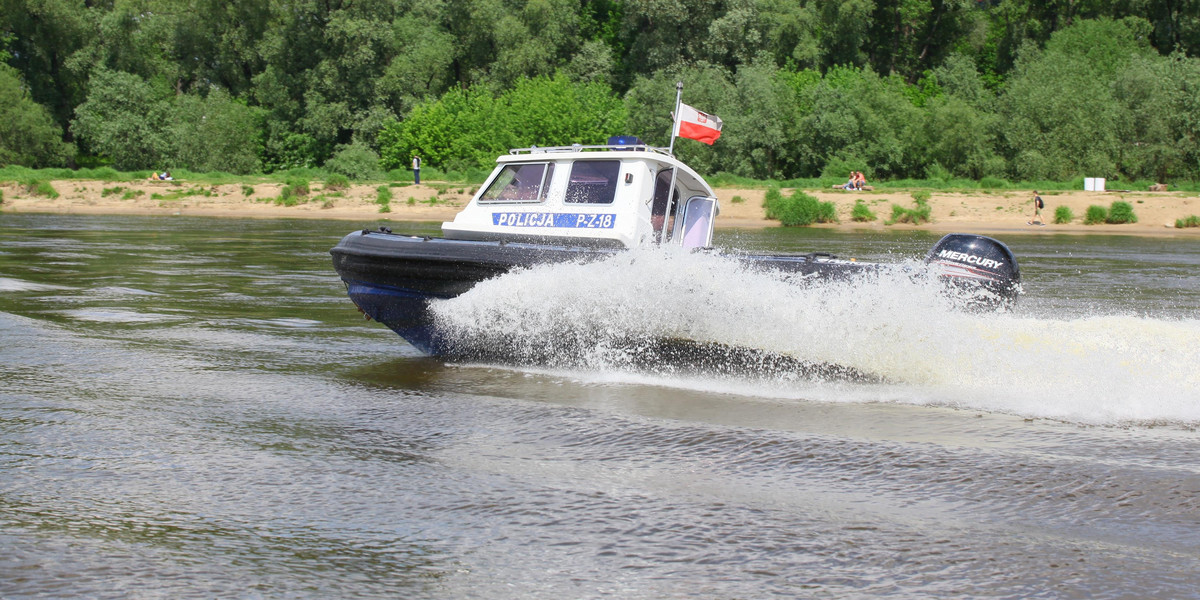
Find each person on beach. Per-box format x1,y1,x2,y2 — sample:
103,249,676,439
843,172,857,190
412,156,421,185
1028,191,1045,226
854,171,866,190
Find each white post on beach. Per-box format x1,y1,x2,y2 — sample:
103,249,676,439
661,81,684,245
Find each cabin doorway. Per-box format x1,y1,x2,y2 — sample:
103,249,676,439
651,168,679,242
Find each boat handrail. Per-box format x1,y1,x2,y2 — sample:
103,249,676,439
508,144,672,156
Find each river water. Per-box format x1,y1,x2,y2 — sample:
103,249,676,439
1,213,1198,599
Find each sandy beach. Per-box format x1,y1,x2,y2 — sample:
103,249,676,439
3,178,1199,237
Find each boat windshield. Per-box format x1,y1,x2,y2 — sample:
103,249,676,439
479,162,554,203
564,160,620,204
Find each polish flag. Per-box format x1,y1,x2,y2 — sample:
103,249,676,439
674,103,723,145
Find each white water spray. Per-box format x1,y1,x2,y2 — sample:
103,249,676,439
431,247,1200,424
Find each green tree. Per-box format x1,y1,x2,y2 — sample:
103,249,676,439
818,0,874,70
757,0,821,69
378,11,457,114
171,87,264,174
795,66,925,179
170,0,271,96
0,65,74,166
999,18,1155,180
865,0,976,81
379,73,626,171
0,0,93,132
71,69,173,170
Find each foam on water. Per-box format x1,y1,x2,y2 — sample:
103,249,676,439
0,276,70,292
431,247,1200,425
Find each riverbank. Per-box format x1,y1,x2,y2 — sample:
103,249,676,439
3,178,1199,237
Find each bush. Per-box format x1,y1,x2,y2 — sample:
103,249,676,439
762,187,784,219
924,162,953,182
764,188,836,226
1106,201,1138,224
324,173,350,191
850,199,877,222
1175,215,1200,228
242,185,255,196
1054,205,1074,224
1084,205,1108,224
821,156,869,186
324,141,384,180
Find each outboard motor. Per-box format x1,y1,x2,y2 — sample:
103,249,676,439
924,234,1021,309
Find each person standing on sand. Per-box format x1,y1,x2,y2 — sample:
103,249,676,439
1028,190,1045,226
412,156,421,185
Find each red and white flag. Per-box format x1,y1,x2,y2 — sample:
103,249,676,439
674,103,722,145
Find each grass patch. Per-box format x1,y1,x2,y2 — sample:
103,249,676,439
1053,205,1074,224
241,185,255,196
121,190,144,200
1106,201,1138,224
763,187,837,226
1175,215,1200,228
376,185,393,213
850,199,877,222
731,195,745,204
284,178,310,198
887,192,932,224
153,186,212,201
24,180,59,199
100,186,126,197
1084,205,1108,225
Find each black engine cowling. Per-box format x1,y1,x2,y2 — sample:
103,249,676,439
924,233,1021,308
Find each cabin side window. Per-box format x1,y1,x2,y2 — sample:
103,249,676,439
564,160,620,204
479,162,555,204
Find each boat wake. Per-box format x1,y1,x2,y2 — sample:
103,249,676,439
430,247,1200,425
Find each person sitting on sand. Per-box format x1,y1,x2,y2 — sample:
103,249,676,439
1028,191,1045,226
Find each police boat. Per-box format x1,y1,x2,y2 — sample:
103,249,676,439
330,139,1020,356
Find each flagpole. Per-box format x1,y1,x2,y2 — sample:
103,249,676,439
662,81,684,244
667,81,683,157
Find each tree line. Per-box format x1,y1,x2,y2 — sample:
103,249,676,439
3,0,1200,183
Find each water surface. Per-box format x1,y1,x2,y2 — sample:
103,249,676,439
1,214,1197,598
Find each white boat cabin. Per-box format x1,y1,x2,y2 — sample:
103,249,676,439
442,141,719,249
